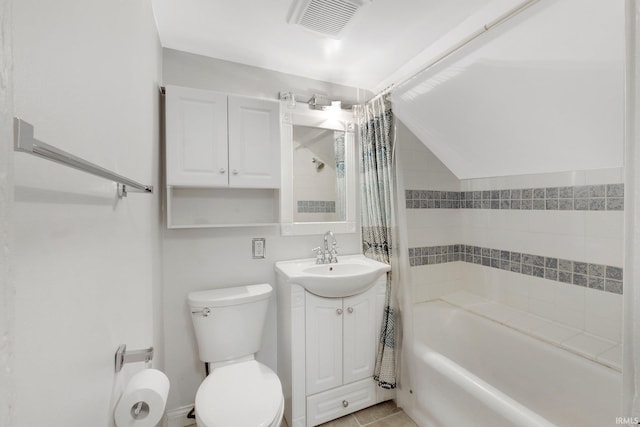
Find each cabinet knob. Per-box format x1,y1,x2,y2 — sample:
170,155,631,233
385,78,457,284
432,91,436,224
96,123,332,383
232,169,239,175
336,308,343,315
347,307,353,314
342,400,349,408
219,168,226,174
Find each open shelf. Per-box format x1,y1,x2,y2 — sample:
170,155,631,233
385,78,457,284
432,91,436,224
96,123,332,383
166,186,279,229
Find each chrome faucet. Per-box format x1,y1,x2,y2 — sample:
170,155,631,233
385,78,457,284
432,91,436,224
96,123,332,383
313,231,339,264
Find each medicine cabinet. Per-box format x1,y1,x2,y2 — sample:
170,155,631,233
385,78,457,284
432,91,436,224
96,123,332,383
165,85,281,228
280,104,357,236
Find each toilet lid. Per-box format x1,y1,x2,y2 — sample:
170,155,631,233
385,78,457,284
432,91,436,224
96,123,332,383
196,360,283,427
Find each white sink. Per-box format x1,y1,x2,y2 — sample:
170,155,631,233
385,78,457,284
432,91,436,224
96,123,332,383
275,254,390,298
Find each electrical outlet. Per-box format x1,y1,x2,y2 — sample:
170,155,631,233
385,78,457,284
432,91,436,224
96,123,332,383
252,238,265,259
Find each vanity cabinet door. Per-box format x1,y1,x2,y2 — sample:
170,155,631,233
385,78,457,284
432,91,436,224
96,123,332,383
228,96,281,188
165,86,228,187
306,293,343,395
343,288,378,385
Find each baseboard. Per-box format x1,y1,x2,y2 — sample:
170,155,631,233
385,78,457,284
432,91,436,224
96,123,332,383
377,386,396,403
164,404,196,427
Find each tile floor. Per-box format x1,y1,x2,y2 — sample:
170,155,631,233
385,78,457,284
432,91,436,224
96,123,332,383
188,400,416,427
315,401,417,427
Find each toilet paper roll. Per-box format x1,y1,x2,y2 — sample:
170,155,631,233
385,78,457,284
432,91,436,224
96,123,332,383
115,369,170,427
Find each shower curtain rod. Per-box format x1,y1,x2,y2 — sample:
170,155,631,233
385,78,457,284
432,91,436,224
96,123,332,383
367,0,541,104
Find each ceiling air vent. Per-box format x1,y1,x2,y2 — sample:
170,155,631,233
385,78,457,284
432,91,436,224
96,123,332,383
287,0,372,38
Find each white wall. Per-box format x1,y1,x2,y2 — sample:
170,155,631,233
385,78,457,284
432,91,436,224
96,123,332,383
12,1,162,426
162,49,366,411
392,0,625,180
0,0,14,424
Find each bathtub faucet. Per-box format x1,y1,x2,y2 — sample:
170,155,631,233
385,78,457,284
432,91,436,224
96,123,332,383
313,231,339,264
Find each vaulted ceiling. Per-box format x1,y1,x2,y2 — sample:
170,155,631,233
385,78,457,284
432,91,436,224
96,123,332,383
150,0,498,91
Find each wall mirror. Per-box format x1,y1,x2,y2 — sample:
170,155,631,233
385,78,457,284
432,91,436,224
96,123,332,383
280,104,356,236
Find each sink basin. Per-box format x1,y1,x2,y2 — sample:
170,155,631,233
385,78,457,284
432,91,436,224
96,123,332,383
275,254,390,298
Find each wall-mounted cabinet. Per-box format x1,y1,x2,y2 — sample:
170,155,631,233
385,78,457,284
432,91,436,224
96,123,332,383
164,85,281,228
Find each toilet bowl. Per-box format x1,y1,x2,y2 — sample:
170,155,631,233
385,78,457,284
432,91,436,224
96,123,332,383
188,284,283,427
195,360,284,427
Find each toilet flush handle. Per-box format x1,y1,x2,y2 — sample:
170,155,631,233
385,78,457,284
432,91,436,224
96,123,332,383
192,307,211,317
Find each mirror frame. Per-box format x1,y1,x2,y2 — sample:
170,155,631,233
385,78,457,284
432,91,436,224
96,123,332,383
280,103,357,236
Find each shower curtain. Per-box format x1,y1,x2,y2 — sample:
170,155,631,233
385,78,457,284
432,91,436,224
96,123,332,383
334,131,346,220
359,96,397,389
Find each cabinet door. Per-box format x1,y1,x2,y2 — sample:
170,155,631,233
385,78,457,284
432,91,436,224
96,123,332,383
227,96,281,188
166,86,228,187
343,287,378,384
306,293,343,395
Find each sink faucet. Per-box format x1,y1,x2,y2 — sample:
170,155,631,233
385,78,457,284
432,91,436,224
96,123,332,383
313,231,339,264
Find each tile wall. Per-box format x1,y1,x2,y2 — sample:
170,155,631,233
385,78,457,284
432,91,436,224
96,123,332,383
405,183,624,211
396,120,624,347
408,244,623,294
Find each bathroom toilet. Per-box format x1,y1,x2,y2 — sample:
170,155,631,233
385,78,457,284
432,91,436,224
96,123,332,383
188,284,284,427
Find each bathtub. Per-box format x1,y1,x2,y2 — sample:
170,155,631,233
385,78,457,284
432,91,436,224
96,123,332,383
409,300,621,427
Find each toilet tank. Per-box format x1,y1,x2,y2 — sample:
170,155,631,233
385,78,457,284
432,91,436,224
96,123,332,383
188,284,272,364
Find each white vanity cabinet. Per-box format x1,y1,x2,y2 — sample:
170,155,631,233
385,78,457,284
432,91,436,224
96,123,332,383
277,274,393,427
166,85,281,189
305,290,378,395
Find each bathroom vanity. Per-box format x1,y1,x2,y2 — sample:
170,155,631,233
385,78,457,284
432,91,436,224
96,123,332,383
276,255,393,427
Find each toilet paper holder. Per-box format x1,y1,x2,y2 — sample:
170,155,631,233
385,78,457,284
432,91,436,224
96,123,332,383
115,344,154,373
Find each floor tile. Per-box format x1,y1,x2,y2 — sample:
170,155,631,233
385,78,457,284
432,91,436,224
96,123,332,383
318,414,359,427
352,400,401,425
318,402,417,427
366,412,418,427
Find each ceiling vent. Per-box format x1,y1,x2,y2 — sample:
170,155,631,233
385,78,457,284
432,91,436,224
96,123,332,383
287,0,372,39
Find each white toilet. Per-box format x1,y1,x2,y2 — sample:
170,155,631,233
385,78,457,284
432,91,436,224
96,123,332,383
188,284,284,427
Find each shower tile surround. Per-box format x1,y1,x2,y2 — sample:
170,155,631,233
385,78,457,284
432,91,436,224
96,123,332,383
397,121,623,351
408,244,623,295
405,183,624,211
405,182,625,295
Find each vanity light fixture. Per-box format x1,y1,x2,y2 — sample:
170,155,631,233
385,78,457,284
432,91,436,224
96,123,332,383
279,91,357,114
279,91,297,108
308,94,332,110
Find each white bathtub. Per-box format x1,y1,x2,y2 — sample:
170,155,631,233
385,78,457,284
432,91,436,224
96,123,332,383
408,300,621,427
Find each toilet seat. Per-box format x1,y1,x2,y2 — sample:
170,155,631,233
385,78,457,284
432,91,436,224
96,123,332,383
195,360,283,427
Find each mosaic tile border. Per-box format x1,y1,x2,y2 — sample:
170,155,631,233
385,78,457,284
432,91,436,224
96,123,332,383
405,184,624,211
297,200,336,213
408,244,623,295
